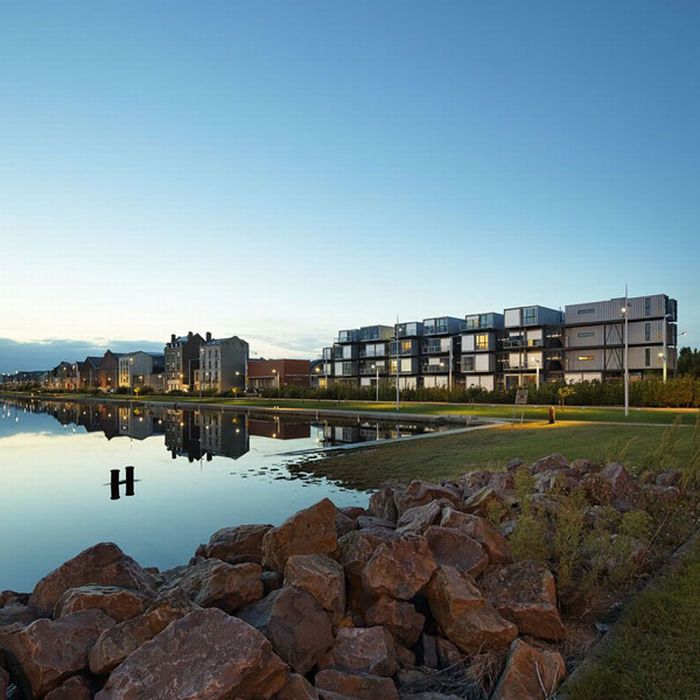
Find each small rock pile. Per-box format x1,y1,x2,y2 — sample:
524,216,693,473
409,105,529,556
0,455,682,699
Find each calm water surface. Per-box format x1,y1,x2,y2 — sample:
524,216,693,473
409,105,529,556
0,398,448,590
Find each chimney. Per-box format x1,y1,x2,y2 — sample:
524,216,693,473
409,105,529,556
171,334,176,345
188,331,193,340
205,332,212,342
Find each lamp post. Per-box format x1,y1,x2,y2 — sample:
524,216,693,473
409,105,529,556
535,357,541,391
272,368,279,393
621,287,629,417
660,313,675,383
372,364,379,402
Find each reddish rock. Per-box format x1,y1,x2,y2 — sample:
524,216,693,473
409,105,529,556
195,523,272,564
0,602,35,628
319,626,398,677
339,506,367,520
2,609,114,697
642,484,682,505
395,644,416,668
530,454,569,474
655,470,681,487
263,570,284,595
95,608,288,699
357,515,396,530
369,487,399,522
335,511,357,539
315,669,398,700
274,672,319,699
44,674,93,699
394,480,461,517
491,638,566,700
262,498,338,572
28,543,156,618
364,597,425,647
88,590,197,675
396,499,453,535
462,487,509,521
284,554,346,623
1,666,8,698
0,591,29,607
581,473,613,505
337,529,399,584
362,535,437,601
440,507,511,564
480,561,566,641
426,566,517,654
600,463,641,511
54,585,152,622
436,637,462,668
238,586,334,674
424,526,488,577
165,559,262,613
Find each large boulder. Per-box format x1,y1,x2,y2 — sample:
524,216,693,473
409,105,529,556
238,586,334,674
394,481,461,517
44,675,93,699
439,507,511,564
362,535,437,601
274,672,319,699
424,526,488,577
314,669,398,700
356,515,396,530
462,487,511,521
335,511,357,539
369,487,399,522
480,561,566,641
491,638,566,700
28,543,156,617
426,566,517,654
54,585,152,622
2,609,114,697
337,529,399,583
195,523,272,564
262,499,338,572
88,590,197,675
600,463,641,512
319,626,398,677
284,554,345,623
396,499,453,535
164,559,262,613
530,454,569,474
95,608,288,699
364,597,425,647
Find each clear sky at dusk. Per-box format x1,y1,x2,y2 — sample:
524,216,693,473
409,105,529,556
0,1,698,371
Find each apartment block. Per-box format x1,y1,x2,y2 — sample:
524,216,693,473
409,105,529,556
164,332,205,392
461,312,504,392
194,332,248,393
421,317,462,388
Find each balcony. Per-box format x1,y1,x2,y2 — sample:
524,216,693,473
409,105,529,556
359,347,387,358
422,363,450,373
360,365,386,375
502,338,542,349
422,343,449,355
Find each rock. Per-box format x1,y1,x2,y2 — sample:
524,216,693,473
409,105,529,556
394,481,461,517
424,526,488,577
238,586,333,674
2,610,114,697
362,535,437,600
436,637,462,668
274,673,319,699
319,626,398,677
54,585,152,622
462,487,509,521
418,634,439,668
642,484,682,505
491,638,566,700
284,554,346,623
165,559,262,613
401,694,464,700
480,561,566,641
600,463,641,511
440,507,511,565
369,487,399,522
396,500,453,535
1,666,8,698
339,506,367,520
336,511,357,539
506,458,525,472
337,529,399,583
570,458,594,473
530,454,569,474
395,644,416,668
426,566,517,653
364,597,425,647
357,515,396,530
44,674,93,699
28,543,156,617
195,523,272,564
315,669,398,700
533,468,581,494
262,498,338,572
581,473,613,505
95,608,288,699
0,592,29,608
88,590,197,675
0,602,35,628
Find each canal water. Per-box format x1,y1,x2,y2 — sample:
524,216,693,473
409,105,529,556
0,398,450,591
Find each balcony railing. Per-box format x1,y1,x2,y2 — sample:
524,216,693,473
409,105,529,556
502,338,542,349
359,348,387,358
422,344,449,355
360,366,386,375
422,364,450,373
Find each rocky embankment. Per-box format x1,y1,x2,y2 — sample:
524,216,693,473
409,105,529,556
0,455,685,700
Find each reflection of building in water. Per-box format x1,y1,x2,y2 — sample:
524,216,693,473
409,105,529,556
248,417,310,440
163,409,203,462
117,407,165,441
196,410,249,460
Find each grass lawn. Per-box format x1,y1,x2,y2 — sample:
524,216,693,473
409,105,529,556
563,536,700,700
294,421,698,490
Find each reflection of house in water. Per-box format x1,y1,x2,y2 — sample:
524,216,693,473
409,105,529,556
248,417,310,440
196,410,249,460
163,409,203,462
117,407,164,441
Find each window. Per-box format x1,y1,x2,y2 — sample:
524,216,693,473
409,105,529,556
577,331,595,338
644,297,651,316
475,334,489,351
462,355,475,371
522,307,538,325
401,340,412,353
645,348,651,367
577,308,595,315
577,355,594,361
645,323,651,342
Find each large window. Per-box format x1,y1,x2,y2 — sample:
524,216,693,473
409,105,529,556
645,348,651,367
522,307,538,325
644,297,651,316
462,355,475,371
645,323,651,342
475,334,489,351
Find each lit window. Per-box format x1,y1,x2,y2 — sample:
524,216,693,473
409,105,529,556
475,334,489,351
577,355,594,361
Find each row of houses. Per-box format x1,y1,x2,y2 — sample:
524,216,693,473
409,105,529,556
320,293,679,390
1,332,313,393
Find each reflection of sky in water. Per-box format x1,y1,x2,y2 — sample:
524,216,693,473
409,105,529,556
0,400,373,591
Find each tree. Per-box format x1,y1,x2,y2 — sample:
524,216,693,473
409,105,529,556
677,347,700,378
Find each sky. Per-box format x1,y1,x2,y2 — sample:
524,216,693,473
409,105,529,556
0,1,698,372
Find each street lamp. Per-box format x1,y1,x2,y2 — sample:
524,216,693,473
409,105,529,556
534,357,541,391
660,313,675,383
272,368,279,393
621,289,630,417
371,364,379,402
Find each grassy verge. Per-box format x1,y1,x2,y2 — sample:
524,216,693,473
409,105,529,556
293,421,697,490
563,536,700,700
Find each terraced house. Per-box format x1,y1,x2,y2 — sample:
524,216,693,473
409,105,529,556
321,293,678,390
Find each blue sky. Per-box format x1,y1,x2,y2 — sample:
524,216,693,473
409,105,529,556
0,1,698,371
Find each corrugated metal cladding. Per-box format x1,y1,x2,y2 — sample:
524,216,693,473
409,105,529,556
565,294,668,324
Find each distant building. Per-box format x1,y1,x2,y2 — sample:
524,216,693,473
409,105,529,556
310,359,325,388
118,352,165,390
194,333,248,393
164,332,205,392
247,359,311,390
77,356,102,389
97,350,124,391
47,361,79,391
